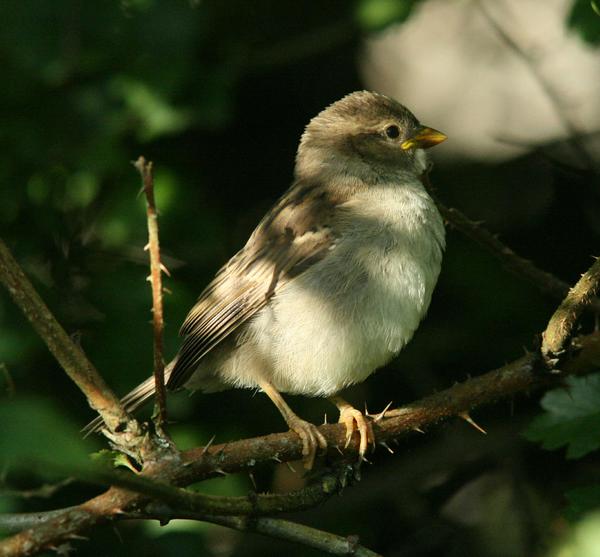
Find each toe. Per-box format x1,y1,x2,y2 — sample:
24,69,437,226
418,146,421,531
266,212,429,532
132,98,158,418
315,426,328,450
338,407,375,461
289,419,327,469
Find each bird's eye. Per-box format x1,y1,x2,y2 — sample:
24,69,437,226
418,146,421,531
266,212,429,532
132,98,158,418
385,125,400,139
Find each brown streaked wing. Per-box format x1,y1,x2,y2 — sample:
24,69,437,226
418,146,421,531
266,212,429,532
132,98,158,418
167,181,340,390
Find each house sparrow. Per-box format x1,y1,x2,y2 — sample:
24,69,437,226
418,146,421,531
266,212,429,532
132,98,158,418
85,91,446,468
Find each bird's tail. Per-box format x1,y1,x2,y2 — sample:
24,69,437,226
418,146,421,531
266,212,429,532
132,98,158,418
82,361,175,436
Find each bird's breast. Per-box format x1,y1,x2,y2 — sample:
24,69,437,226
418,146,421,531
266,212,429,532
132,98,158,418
251,180,445,396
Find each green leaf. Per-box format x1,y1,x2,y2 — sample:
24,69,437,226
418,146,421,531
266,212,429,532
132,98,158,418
567,0,600,44
108,76,195,141
524,374,600,459
90,449,138,472
566,485,600,521
355,0,420,32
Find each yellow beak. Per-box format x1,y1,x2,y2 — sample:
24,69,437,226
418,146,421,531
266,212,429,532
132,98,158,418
401,126,447,150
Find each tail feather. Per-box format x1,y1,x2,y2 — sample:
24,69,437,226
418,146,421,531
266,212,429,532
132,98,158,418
82,362,174,436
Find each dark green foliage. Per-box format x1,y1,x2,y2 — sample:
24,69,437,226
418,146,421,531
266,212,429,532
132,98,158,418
0,397,92,472
525,373,600,530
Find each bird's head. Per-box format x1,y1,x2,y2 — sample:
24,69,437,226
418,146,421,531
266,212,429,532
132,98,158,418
296,91,446,182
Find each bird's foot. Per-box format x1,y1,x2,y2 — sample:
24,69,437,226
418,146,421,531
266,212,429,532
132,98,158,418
286,415,327,470
257,378,327,470
337,403,375,463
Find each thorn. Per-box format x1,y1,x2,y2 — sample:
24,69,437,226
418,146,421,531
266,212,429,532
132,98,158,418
146,275,151,282
346,535,360,553
67,534,88,541
459,412,487,435
361,455,372,465
160,262,171,277
248,472,257,490
217,442,229,462
412,427,425,434
143,242,150,251
285,462,297,473
201,434,216,456
323,413,328,425
335,445,344,455
163,287,172,295
373,401,393,422
271,454,282,463
364,401,369,415
379,441,394,454
214,468,228,476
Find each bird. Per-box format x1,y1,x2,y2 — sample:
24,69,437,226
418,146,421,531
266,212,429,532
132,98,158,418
85,91,447,469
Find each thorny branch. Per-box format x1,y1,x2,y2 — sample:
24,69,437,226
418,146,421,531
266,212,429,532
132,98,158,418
3,165,600,554
134,156,168,430
2,328,600,555
59,464,350,517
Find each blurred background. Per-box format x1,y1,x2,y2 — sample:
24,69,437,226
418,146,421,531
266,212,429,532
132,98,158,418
1,1,600,555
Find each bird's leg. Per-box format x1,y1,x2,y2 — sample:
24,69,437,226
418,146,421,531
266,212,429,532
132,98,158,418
258,379,327,469
329,396,374,462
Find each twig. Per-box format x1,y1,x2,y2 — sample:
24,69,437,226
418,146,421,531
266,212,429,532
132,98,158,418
132,505,382,557
205,515,380,557
0,508,79,535
478,0,597,173
0,503,381,556
0,503,380,556
0,478,74,500
49,465,348,517
4,328,598,556
542,257,600,367
133,156,168,429
0,239,130,434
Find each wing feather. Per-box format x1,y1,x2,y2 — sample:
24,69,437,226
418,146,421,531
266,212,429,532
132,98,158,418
167,180,340,390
